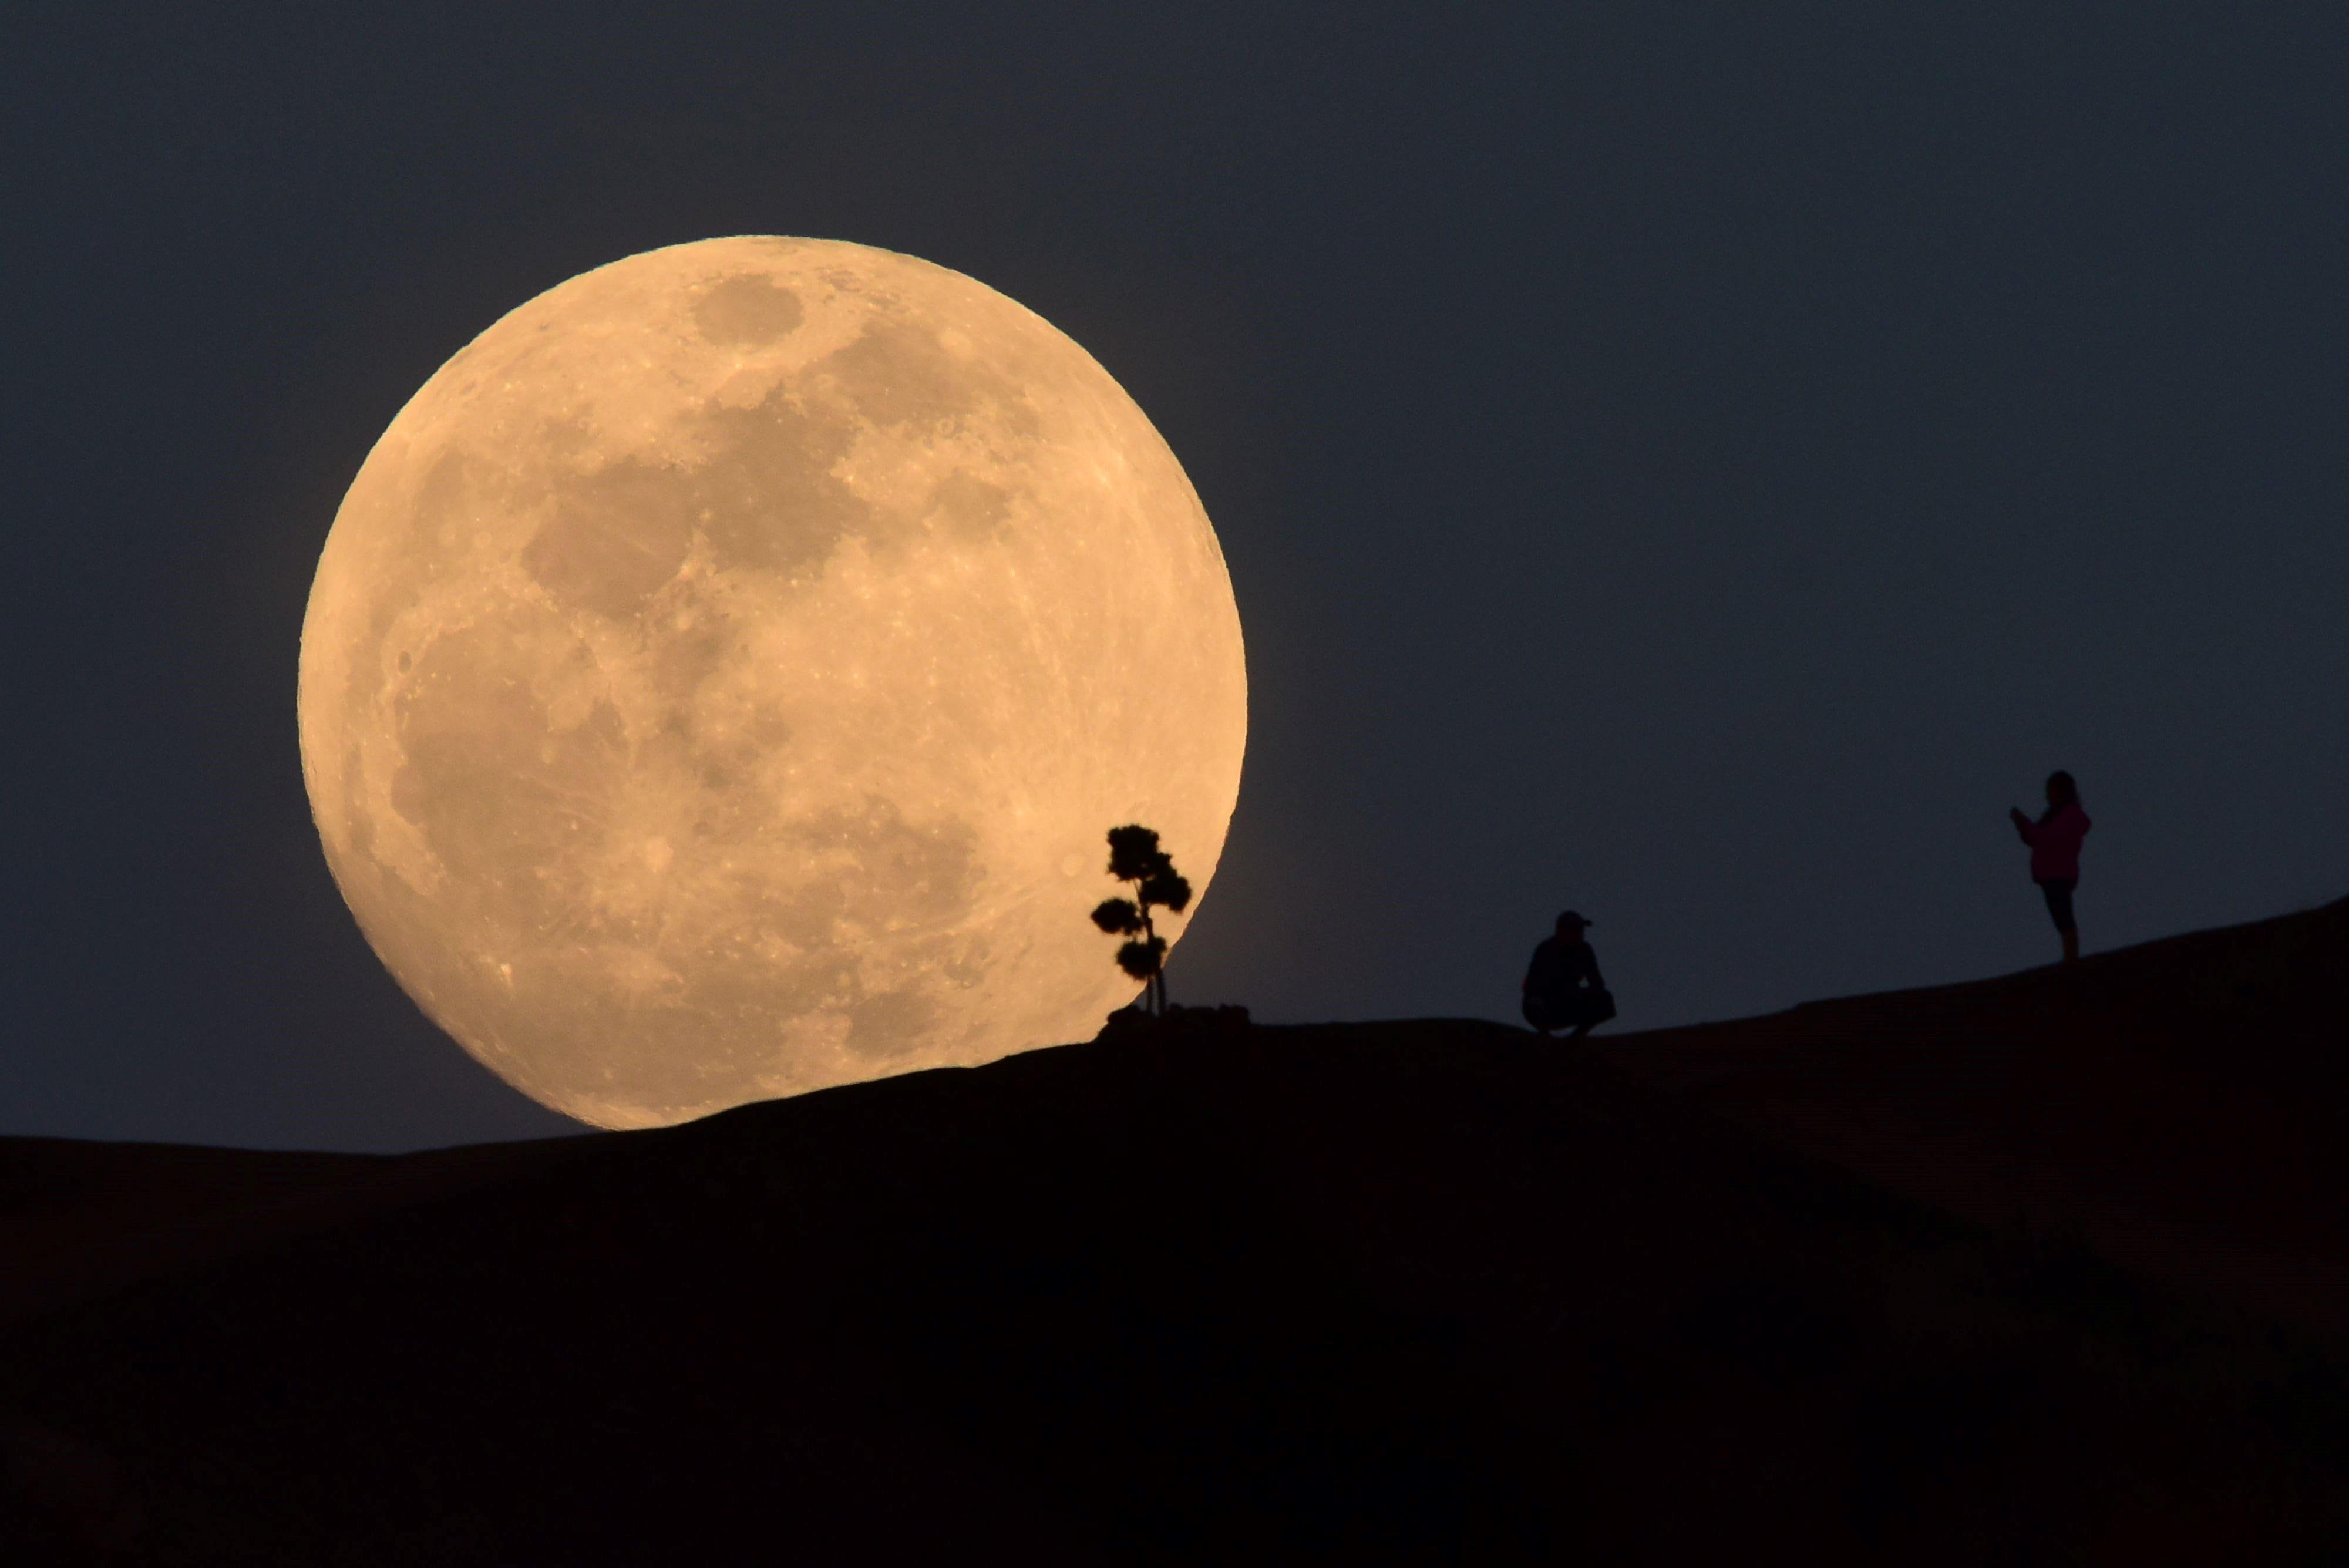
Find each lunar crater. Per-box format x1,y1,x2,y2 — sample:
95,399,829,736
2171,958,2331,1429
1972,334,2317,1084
692,274,805,346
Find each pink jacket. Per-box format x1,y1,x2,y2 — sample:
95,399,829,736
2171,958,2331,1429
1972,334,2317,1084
2020,802,2091,883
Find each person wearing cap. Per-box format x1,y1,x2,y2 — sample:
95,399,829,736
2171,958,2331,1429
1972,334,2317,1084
1522,910,1616,1039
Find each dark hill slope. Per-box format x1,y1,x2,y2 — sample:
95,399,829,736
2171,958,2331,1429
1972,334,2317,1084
0,1138,567,1328
1607,897,2349,1335
5,1024,2345,1564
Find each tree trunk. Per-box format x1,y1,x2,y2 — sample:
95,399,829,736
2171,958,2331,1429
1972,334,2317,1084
1140,907,1163,1017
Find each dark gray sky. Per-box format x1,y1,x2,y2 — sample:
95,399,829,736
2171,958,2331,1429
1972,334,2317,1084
5,4,2344,1150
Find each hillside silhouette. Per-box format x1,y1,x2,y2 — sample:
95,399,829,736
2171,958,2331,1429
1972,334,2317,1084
3,904,2346,1563
1610,895,2349,1337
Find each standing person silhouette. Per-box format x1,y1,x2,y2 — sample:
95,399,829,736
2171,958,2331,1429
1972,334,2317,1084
1522,911,1617,1038
2011,770,2091,964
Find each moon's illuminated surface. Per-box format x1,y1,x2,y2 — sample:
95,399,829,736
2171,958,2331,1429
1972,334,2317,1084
297,238,1246,1128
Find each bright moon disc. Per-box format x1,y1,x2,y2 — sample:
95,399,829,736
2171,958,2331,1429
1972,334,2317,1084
298,238,1246,1128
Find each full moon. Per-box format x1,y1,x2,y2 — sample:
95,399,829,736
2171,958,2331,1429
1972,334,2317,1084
298,237,1246,1128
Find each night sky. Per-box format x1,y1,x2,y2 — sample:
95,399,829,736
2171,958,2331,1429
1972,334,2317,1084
6,4,2345,1151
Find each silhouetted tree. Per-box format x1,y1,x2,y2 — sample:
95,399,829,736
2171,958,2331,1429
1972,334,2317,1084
1089,824,1192,1018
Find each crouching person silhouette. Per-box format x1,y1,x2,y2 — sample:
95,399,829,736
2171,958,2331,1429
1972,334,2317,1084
1522,910,1617,1038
